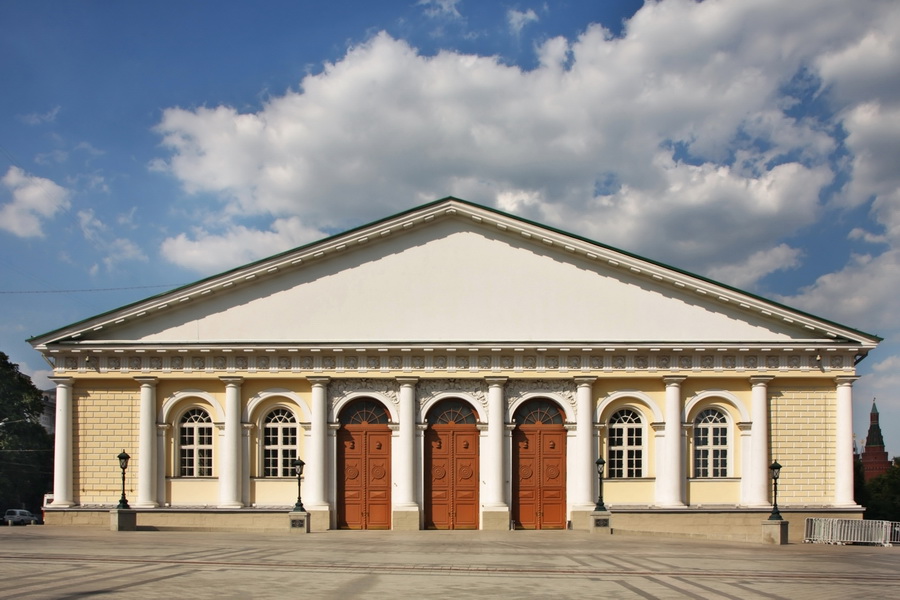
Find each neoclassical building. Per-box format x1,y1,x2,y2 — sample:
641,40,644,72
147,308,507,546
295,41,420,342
31,198,880,539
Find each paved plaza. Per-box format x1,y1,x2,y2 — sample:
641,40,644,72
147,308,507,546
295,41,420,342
1,525,898,599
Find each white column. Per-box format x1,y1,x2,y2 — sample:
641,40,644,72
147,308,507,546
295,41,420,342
219,377,243,508
307,377,329,508
135,377,158,507
156,424,170,506
573,377,596,508
484,378,508,508
395,378,418,507
747,376,774,506
656,377,686,507
50,377,74,507
835,376,858,506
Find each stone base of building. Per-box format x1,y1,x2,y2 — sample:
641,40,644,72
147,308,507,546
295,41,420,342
569,509,597,532
44,506,863,543
606,507,861,543
392,508,421,531
481,507,511,531
307,508,331,532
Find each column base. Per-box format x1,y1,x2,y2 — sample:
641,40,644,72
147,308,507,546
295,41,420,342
392,507,421,531
481,507,511,531
307,507,332,532
217,502,244,509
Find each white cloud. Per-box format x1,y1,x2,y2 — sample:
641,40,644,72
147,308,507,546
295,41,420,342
160,217,325,273
19,106,61,125
0,166,70,237
77,208,148,270
150,0,899,291
507,9,539,36
418,0,461,19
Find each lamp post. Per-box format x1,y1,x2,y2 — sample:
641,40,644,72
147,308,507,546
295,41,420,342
291,458,306,512
117,450,131,509
594,457,607,512
768,460,782,521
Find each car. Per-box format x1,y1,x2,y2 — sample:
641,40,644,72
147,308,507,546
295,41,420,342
4,509,41,525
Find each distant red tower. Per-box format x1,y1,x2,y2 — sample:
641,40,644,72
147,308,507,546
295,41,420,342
861,400,892,482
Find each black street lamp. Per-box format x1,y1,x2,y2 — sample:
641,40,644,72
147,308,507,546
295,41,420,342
768,460,782,521
291,458,306,512
594,457,607,512
117,450,131,509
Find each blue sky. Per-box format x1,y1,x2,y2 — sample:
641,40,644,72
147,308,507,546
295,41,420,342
2,0,899,456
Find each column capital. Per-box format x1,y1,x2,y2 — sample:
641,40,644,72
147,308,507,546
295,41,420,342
835,376,859,386
307,376,331,386
750,375,774,386
220,376,244,385
396,377,419,386
134,376,158,385
663,376,686,386
485,376,508,386
574,376,597,386
49,376,74,387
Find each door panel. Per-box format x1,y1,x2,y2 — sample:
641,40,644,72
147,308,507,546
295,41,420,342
513,426,567,530
337,426,392,530
424,425,480,529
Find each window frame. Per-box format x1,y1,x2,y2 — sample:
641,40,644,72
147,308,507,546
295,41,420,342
262,407,299,478
607,408,645,479
692,407,730,479
178,407,214,478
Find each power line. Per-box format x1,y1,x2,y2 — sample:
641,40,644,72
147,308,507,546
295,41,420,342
0,284,185,295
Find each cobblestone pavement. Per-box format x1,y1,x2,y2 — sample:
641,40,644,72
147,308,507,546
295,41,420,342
1,526,898,599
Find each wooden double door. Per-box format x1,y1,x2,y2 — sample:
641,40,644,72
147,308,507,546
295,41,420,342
337,424,392,530
512,401,567,530
424,399,480,530
425,425,480,529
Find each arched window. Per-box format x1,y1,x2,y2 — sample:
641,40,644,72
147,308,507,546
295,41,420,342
513,399,564,425
263,408,297,477
694,408,728,478
339,399,389,425
608,409,642,478
427,399,477,424
180,408,213,477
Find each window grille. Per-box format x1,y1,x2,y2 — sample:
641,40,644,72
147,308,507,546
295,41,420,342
694,408,728,478
427,399,477,424
263,408,298,477
339,399,389,425
513,399,564,425
180,408,213,477
608,409,642,478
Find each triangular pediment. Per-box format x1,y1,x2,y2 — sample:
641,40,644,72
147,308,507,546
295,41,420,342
30,198,880,351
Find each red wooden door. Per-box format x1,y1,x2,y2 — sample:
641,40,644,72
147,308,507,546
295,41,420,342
424,400,480,530
425,426,479,529
337,400,392,530
512,400,567,530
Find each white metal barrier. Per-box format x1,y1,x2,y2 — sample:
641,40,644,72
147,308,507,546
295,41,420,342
804,517,900,546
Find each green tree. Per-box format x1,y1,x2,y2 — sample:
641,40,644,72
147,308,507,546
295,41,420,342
863,463,900,521
0,351,53,512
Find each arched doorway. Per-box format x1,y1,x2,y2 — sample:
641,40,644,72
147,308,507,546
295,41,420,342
512,399,567,530
424,399,480,530
336,399,391,530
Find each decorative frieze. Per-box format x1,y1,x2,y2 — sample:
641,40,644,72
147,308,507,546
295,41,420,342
418,378,487,408
56,348,856,376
